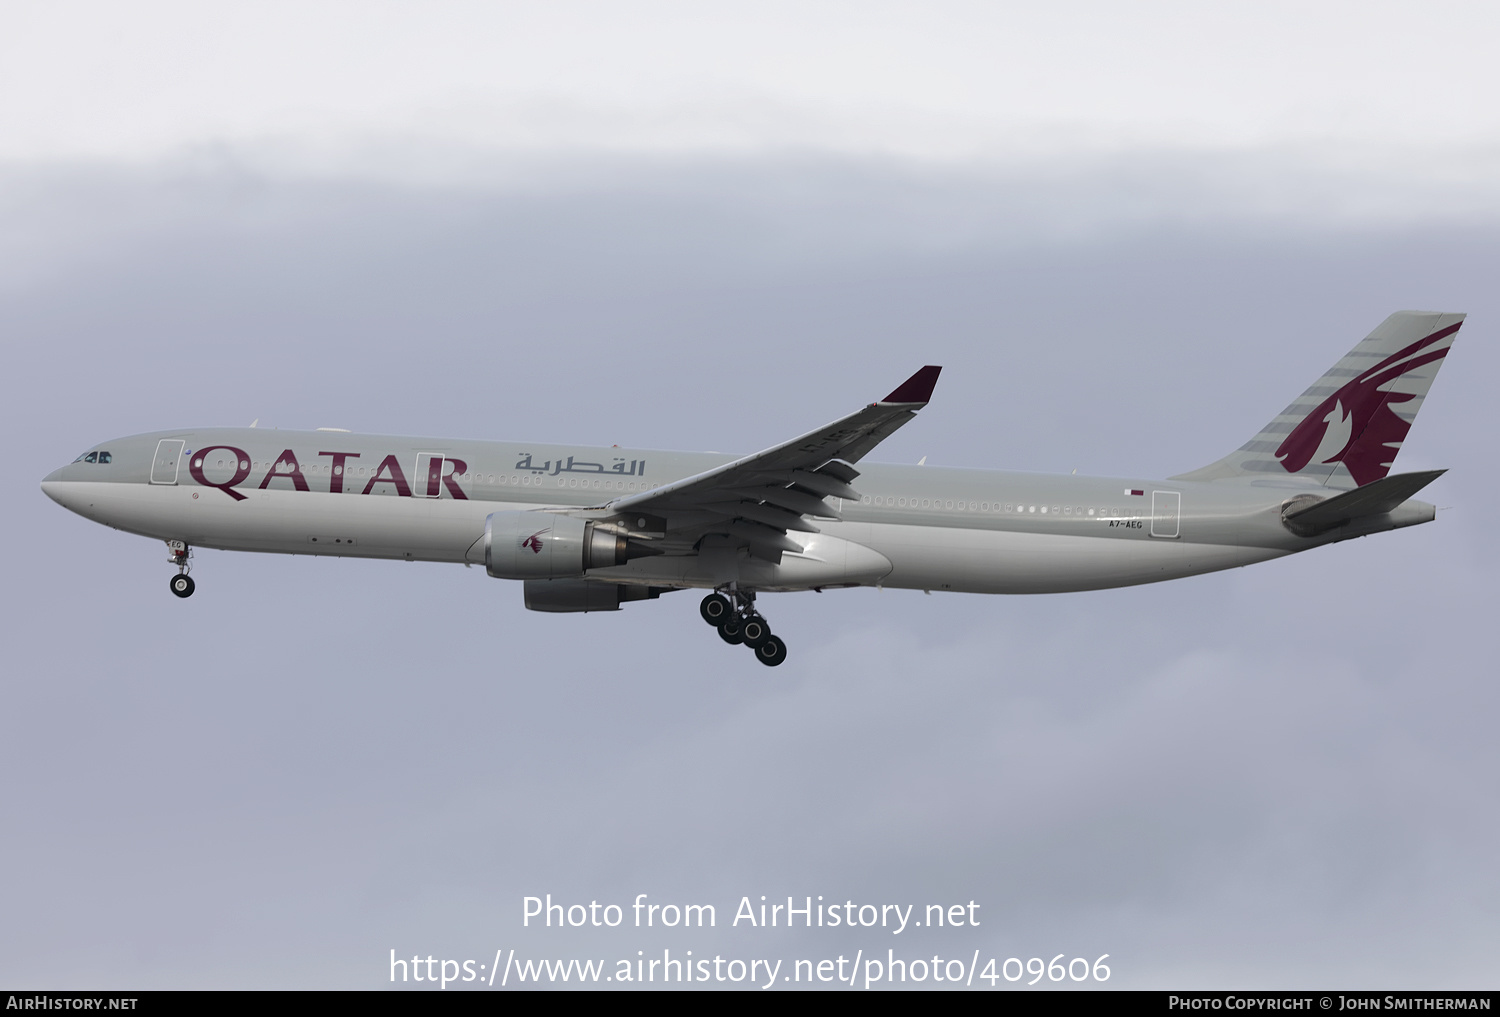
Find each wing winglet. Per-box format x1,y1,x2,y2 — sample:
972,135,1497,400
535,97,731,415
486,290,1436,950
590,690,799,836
881,365,942,405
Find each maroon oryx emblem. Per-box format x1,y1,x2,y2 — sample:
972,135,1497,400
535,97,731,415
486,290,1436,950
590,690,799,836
520,528,550,554
1275,324,1458,486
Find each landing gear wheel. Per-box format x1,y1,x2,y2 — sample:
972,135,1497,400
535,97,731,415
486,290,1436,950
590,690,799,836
700,593,732,626
718,616,745,645
754,635,787,667
169,574,196,599
741,615,771,650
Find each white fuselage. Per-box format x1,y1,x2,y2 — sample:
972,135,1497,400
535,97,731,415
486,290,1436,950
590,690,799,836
40,426,1411,597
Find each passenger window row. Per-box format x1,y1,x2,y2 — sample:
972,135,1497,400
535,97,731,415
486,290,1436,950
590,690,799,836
861,495,1125,517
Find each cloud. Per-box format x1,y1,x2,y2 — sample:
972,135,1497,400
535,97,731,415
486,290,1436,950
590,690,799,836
5,3,1500,165
1,148,1495,987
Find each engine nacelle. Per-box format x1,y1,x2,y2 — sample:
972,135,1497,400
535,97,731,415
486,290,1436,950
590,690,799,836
524,579,669,613
485,511,648,580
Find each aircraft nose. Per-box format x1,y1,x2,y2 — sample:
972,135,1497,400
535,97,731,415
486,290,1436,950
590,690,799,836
41,472,84,510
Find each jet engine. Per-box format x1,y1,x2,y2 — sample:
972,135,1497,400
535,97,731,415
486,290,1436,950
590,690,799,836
484,511,658,580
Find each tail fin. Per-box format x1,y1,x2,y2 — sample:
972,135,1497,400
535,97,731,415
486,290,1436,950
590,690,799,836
1171,311,1465,488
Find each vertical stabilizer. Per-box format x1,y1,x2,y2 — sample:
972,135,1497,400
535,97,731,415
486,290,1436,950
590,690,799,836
1172,311,1464,488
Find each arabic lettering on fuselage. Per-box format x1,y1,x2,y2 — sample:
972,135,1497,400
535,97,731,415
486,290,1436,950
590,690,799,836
514,453,645,477
183,445,645,501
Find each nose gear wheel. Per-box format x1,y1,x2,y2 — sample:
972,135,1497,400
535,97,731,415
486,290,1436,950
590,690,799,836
166,541,195,598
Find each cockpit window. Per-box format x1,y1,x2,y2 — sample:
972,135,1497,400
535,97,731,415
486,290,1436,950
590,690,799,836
97,451,112,463
84,452,98,463
72,451,111,463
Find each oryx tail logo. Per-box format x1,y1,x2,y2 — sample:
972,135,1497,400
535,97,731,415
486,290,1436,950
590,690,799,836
1276,323,1458,486
520,528,550,554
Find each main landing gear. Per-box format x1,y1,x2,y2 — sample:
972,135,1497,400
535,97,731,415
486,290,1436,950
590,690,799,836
167,540,195,598
700,590,787,667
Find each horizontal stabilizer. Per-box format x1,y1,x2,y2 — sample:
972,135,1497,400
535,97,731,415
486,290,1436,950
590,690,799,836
1282,469,1445,537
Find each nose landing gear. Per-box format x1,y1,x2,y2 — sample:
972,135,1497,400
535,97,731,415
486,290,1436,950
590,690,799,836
700,590,786,666
167,540,195,598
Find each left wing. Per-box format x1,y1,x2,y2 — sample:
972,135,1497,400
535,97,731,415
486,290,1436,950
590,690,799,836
601,366,941,562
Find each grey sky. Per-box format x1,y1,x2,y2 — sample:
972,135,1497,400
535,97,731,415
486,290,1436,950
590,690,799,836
4,3,1500,164
2,4,1497,990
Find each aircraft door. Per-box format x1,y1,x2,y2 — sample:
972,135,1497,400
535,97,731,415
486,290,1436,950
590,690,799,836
150,439,185,485
414,454,446,498
1151,490,1181,538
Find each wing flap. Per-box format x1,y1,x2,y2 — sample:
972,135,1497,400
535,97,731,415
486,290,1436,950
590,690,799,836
811,460,861,485
724,486,840,518
786,469,861,501
701,500,823,533
726,521,805,554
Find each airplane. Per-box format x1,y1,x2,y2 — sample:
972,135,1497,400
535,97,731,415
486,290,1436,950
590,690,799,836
41,310,1463,667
